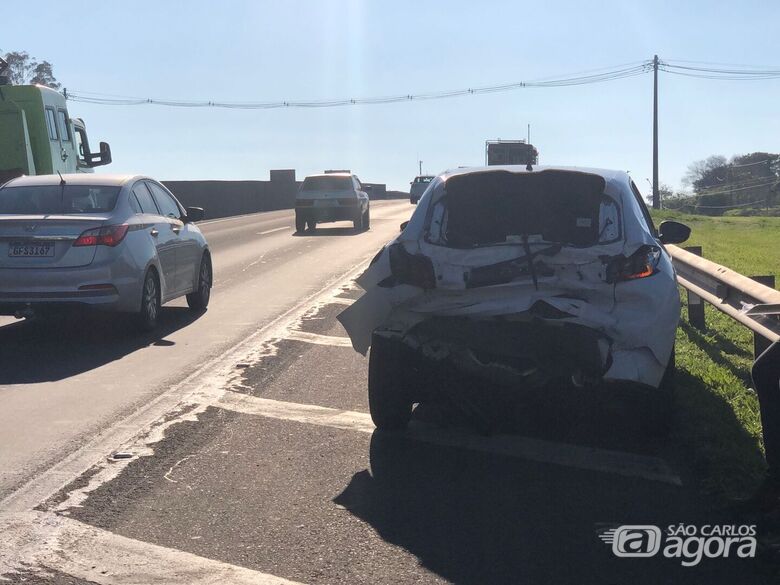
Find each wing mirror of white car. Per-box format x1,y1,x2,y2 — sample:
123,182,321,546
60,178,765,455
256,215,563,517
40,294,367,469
658,220,691,245
185,207,205,223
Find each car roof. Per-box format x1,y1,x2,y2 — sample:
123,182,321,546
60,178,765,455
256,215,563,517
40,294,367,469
304,173,352,178
2,174,146,188
440,165,630,184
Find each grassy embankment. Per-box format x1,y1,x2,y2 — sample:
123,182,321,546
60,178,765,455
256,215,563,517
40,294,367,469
651,211,780,498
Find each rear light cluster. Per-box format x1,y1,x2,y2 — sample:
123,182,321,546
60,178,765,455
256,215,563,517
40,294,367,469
73,224,129,247
605,245,661,283
388,243,436,289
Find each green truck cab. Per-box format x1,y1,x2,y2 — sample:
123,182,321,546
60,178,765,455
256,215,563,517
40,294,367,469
0,84,111,184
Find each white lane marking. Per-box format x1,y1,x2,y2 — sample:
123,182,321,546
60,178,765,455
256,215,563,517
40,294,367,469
257,226,290,236
212,390,375,434
207,390,682,486
0,512,305,585
285,329,353,348
197,210,288,226
242,253,267,272
326,297,354,306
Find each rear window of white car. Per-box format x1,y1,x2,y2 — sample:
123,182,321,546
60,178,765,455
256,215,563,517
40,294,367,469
0,185,121,215
301,176,353,192
426,170,621,248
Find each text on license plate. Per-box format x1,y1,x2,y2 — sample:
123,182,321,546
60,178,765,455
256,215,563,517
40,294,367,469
8,242,55,257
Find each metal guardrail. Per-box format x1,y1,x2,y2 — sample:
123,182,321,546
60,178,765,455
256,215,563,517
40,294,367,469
667,244,780,356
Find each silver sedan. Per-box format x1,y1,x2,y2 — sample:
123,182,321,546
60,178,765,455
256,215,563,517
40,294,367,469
0,174,212,330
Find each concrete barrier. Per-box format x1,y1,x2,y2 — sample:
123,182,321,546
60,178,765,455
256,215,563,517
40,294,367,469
163,170,405,220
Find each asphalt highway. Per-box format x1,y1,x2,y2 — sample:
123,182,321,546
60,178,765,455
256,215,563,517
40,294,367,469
0,200,775,584
0,201,411,499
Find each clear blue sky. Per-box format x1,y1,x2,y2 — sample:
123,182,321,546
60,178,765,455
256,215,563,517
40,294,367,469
5,0,779,192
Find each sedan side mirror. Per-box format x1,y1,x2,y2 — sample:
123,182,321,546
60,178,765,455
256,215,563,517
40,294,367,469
186,207,205,222
658,220,691,244
400,220,409,232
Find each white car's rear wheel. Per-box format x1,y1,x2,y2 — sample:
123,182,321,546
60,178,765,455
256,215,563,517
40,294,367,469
368,334,413,430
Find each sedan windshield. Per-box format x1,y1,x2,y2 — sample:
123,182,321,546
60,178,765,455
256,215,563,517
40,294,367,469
0,185,121,215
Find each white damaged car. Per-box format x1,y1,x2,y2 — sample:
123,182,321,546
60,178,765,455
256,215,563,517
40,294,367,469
338,165,691,433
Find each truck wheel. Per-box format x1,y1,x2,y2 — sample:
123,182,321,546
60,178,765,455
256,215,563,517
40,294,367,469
306,219,317,231
368,334,413,430
295,214,306,233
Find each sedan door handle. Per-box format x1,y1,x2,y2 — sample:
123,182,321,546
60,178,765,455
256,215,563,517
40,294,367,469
171,225,181,235
150,228,159,237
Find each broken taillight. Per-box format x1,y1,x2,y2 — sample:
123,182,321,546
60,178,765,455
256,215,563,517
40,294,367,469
388,243,436,289
605,245,661,283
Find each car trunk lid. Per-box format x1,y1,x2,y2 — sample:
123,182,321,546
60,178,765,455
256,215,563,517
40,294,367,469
0,214,106,268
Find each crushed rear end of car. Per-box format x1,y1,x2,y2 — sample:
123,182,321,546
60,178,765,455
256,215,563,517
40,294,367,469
339,168,680,425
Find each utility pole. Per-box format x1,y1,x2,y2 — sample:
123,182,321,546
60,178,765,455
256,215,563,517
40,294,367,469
652,55,660,209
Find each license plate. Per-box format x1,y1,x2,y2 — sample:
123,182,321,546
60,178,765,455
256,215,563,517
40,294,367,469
8,241,55,257
314,199,338,207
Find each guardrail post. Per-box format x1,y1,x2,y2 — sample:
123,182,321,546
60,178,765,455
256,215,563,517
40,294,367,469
683,246,706,331
750,275,776,357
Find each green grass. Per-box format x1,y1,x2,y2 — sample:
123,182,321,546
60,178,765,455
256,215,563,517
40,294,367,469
651,211,780,498
655,210,780,279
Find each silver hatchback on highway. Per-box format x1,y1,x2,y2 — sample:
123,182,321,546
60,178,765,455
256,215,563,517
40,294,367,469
0,174,212,330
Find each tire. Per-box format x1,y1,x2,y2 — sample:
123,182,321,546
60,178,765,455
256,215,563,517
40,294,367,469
353,212,363,231
186,252,212,311
136,269,161,332
295,214,306,233
306,219,317,231
368,334,413,430
363,208,370,230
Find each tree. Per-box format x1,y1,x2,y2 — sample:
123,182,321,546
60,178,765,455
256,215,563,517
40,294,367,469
682,152,780,214
0,50,60,89
682,155,727,191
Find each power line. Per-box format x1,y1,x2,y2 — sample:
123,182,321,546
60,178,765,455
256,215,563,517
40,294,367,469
65,62,653,109
696,179,778,197
695,199,767,209
660,62,780,80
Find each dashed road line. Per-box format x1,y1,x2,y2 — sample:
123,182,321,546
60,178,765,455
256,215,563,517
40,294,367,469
203,390,682,486
257,226,290,235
